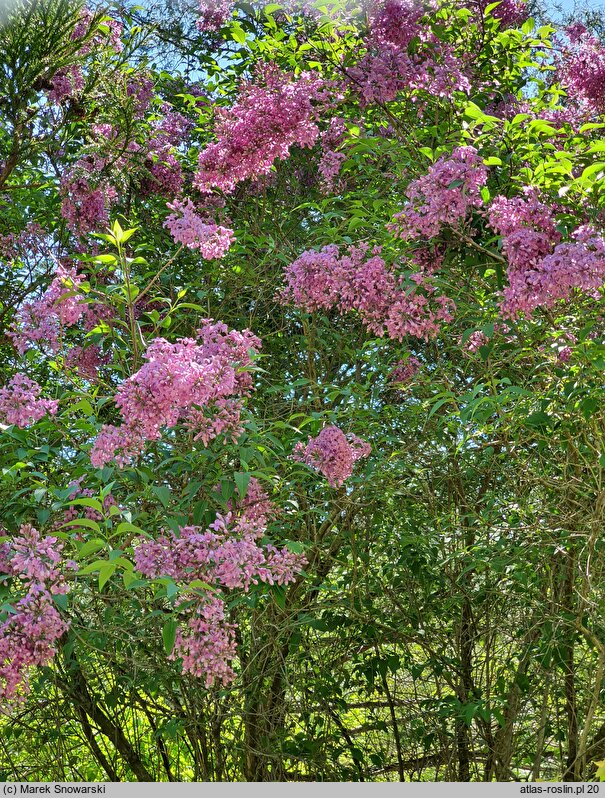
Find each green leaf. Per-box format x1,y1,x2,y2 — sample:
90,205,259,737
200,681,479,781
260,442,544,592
594,760,605,781
524,411,552,430
581,162,605,181
98,562,116,591
68,497,104,514
78,558,112,575
527,119,558,137
428,395,454,420
59,518,101,533
52,594,68,611
76,539,107,559
93,254,117,264
163,618,178,655
115,521,147,537
119,227,138,243
151,485,171,508
187,579,212,592
230,22,246,43
234,471,251,499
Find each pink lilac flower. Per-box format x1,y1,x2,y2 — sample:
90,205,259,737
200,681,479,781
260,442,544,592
184,398,244,447
293,425,371,487
388,146,488,240
556,26,605,114
134,479,305,686
486,189,581,316
139,111,193,197
47,9,123,104
9,265,86,354
488,189,559,244
391,355,421,384
90,423,146,469
357,0,472,109
558,346,572,362
489,191,605,315
140,152,184,197
476,0,527,27
346,12,470,108
318,150,346,193
194,63,325,194
280,243,454,340
72,7,123,52
48,65,84,104
0,374,58,428
64,344,107,380
60,156,117,235
0,223,51,270
96,16,123,51
196,0,233,31
90,321,261,468
83,302,114,332
369,0,425,49
164,199,234,258
155,110,194,145
173,597,237,687
486,92,590,130
127,75,155,119
461,330,489,354
0,525,73,704
409,245,444,275
506,226,605,315
318,117,347,193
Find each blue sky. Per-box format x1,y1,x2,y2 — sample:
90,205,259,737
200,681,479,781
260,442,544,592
554,0,605,11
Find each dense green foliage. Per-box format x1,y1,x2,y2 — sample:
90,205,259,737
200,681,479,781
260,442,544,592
3,0,605,783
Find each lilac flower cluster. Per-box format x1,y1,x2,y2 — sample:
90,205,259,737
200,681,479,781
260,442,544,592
0,526,75,703
516,226,605,313
489,190,559,272
461,330,489,354
346,1,470,106
369,0,426,49
64,344,107,381
391,355,421,384
486,93,589,130
0,375,58,428
280,244,454,341
164,199,234,258
489,192,605,315
194,64,325,194
60,102,193,233
127,75,155,119
476,0,527,27
134,479,305,686
388,147,488,240
9,265,86,354
558,346,572,363
139,110,193,197
348,46,470,107
60,156,118,235
0,223,51,270
71,7,123,52
557,24,605,114
196,0,233,31
318,118,347,194
90,320,261,468
293,426,371,487
48,65,85,104
47,8,123,105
